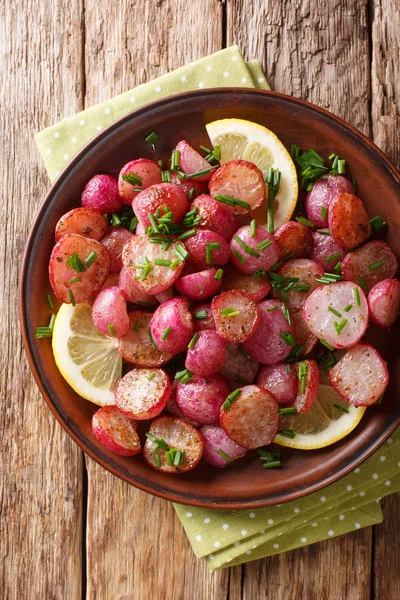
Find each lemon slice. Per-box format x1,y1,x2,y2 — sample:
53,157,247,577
52,303,122,406
206,118,298,229
274,385,366,450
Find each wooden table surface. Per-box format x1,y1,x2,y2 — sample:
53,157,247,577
2,1,400,598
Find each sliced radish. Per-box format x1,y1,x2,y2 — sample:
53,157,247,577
341,240,399,292
290,307,318,355
118,267,157,306
175,373,230,425
230,225,280,274
101,227,133,273
305,174,354,227
55,207,107,242
183,229,231,269
191,302,216,331
242,299,296,365
192,194,239,241
118,159,162,204
368,279,400,328
150,297,193,354
200,424,247,467
209,160,266,215
219,343,260,386
115,368,170,420
220,385,279,449
329,343,388,406
175,140,213,181
221,264,271,302
132,183,188,227
185,330,227,376
302,282,368,349
328,193,371,250
273,258,325,310
310,231,346,273
92,406,141,456
175,268,222,300
257,362,298,405
143,416,203,473
292,359,319,413
274,221,314,258
211,289,260,343
118,311,173,367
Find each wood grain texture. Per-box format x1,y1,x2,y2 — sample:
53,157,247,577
374,494,400,600
0,1,84,598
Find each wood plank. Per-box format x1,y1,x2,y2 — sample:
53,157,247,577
371,3,400,599
0,1,84,598
226,2,373,598
83,2,226,598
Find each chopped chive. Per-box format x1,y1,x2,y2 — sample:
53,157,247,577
173,449,184,466
68,290,76,306
286,344,304,362
47,294,54,310
148,213,159,233
278,407,297,415
182,165,218,179
234,235,260,257
353,286,361,307
133,319,141,332
68,277,81,283
145,432,169,451
169,258,181,269
174,244,189,261
283,282,297,292
239,346,250,359
200,144,211,153
162,239,173,251
343,304,353,312
328,306,342,317
194,310,208,320
317,229,331,236
214,194,250,210
171,149,181,171
334,318,348,335
357,277,367,292
319,350,336,371
122,172,142,186
320,338,334,351
281,303,291,326
148,329,157,349
278,430,296,439
178,228,197,241
267,305,278,312
206,242,221,264
154,258,172,267
147,372,156,381
337,159,346,174
369,260,384,271
296,284,311,292
263,461,282,469
161,326,172,341
220,308,240,317
254,269,267,278
280,331,296,346
35,314,56,339
154,453,161,467
145,131,158,149
217,449,231,462
265,167,281,233
189,187,196,200
250,219,257,238
370,215,387,233
333,403,350,414
161,170,171,183
320,206,328,220
129,217,138,232
188,333,199,349
256,239,272,252
111,213,122,227
222,389,242,411
376,392,384,405
232,249,246,264
165,448,175,466
67,253,85,273
296,216,314,228
284,364,290,373
175,369,192,384
214,268,224,281
108,323,116,336
326,253,340,263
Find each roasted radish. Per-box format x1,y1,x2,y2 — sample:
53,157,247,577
185,330,227,376
341,240,398,292
368,279,400,328
118,311,173,367
115,368,170,420
328,193,371,250
200,424,247,467
92,406,141,456
212,289,260,343
175,373,230,424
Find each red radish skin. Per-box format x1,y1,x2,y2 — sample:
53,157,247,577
143,416,203,473
328,193,371,250
118,159,162,204
132,183,188,228
122,234,185,295
305,174,354,226
175,140,213,182
242,299,296,365
100,272,120,291
175,374,231,424
185,330,227,376
230,225,280,274
221,264,271,303
273,259,325,310
274,221,314,258
92,286,130,337
341,240,399,292
183,229,231,269
212,290,260,343
166,382,200,427
81,174,123,214
290,307,318,356
219,343,260,385
101,228,133,273
302,282,368,349
118,311,173,367
118,267,157,305
191,302,216,331
115,368,170,420
209,160,266,215
329,343,388,406
292,360,319,413
55,207,107,242
200,424,247,467
311,232,346,273
175,268,222,301
92,406,141,456
150,297,194,354
169,171,207,200
220,385,280,449
257,363,298,405
368,279,400,328
49,234,110,304
192,194,239,241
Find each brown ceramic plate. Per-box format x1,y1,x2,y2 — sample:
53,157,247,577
20,89,400,508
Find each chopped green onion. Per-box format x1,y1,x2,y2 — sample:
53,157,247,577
353,287,361,307
154,453,161,467
265,167,282,233
47,294,54,310
161,170,171,183
194,310,208,320
320,206,328,220
278,407,297,416
319,351,336,371
286,344,305,362
326,253,340,263
178,228,197,241
35,314,56,339
214,268,224,281
173,449,185,466
133,319,141,332
162,239,173,251
263,461,283,469
334,318,348,335
254,269,267,278
188,333,199,349
145,432,169,451
171,150,181,171
68,277,82,283
217,449,231,462
234,235,260,257
357,277,367,292
333,403,350,414
220,308,240,317
328,306,342,317
161,326,172,341
296,284,311,292
343,304,353,312
267,305,278,312
333,260,342,273
122,172,142,186
280,331,296,346
214,194,250,210
147,372,156,381
370,215,387,233
232,249,246,264
206,242,221,264
317,229,331,235
369,260,384,271
175,369,193,384
154,258,172,267
148,213,159,233
174,244,189,261
281,303,291,326
320,338,334,351
200,144,211,154
181,165,218,179
67,253,85,273
296,216,314,228
148,329,157,349
239,346,250,359
111,213,122,227
250,219,257,238
376,393,384,405
108,323,116,336
129,217,138,232
256,239,272,252
145,131,158,149
189,187,196,200
222,389,242,411
69,290,76,306
278,429,296,439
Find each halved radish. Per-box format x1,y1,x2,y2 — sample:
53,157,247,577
166,382,200,427
92,406,141,456
311,231,346,273
150,297,193,354
200,424,247,468
191,302,216,331
230,225,280,274
273,258,325,310
302,282,368,349
143,416,203,473
175,268,222,300
122,234,185,295
101,227,133,272
118,311,173,367
211,289,260,343
175,140,213,181
175,373,231,425
305,174,354,227
219,343,260,385
328,193,371,250
242,299,296,365
341,240,399,292
368,279,400,328
290,307,318,355
274,221,314,258
256,363,298,405
49,233,110,304
132,183,188,227
92,286,130,338
118,158,162,204
185,330,227,376
221,264,271,302
118,267,157,306
183,229,231,269
220,385,279,449
292,359,319,413
329,343,388,406
115,368,170,420
209,160,266,215
55,207,107,242
192,194,239,241
169,171,207,200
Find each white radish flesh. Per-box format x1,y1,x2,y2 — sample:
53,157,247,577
341,240,399,292
200,424,247,467
221,264,271,302
92,406,141,456
212,290,260,343
209,160,266,215
115,368,170,420
118,311,173,367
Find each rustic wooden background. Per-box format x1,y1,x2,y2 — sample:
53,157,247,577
1,0,400,598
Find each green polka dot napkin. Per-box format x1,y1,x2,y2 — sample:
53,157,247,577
34,45,400,571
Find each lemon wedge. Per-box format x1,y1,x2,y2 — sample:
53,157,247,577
206,118,298,229
52,303,122,406
274,385,366,450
